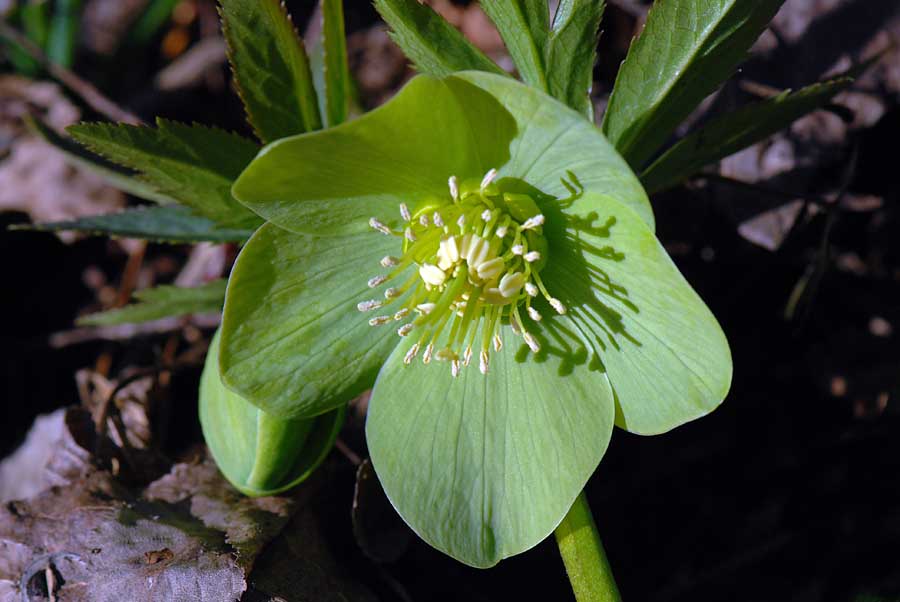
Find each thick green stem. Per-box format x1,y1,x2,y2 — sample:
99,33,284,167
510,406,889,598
554,490,622,602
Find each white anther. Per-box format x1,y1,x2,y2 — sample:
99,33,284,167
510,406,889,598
457,214,466,230
368,275,388,288
384,287,401,299
380,255,400,267
397,323,414,337
357,300,383,312
510,319,522,335
438,236,460,269
449,176,459,201
527,306,543,322
368,315,393,326
419,263,447,287
479,350,489,375
404,343,420,365
499,272,526,298
400,203,411,221
524,251,542,263
451,359,461,378
419,214,430,227
511,244,524,256
521,214,545,230
525,282,539,297
423,343,434,364
404,227,417,242
549,298,567,315
369,218,392,235
481,209,492,222
416,302,436,315
476,257,506,281
495,225,508,238
523,332,541,353
465,235,490,267
463,346,472,366
493,335,503,351
480,168,498,190
433,212,445,227
394,308,410,320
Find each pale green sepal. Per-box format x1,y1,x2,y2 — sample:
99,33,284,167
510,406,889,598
367,324,616,568
219,221,408,419
200,329,344,497
545,192,732,435
233,72,653,236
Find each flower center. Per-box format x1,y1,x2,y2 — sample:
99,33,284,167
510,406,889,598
359,169,566,376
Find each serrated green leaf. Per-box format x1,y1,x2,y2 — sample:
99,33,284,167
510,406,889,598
28,116,174,204
602,0,785,169
546,0,604,119
201,329,344,497
480,1,550,92
67,119,264,229
78,279,227,327
320,0,350,127
219,0,322,141
641,78,852,194
374,0,506,77
14,205,254,243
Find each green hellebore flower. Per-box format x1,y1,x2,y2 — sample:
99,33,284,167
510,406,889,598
219,72,732,567
200,329,344,497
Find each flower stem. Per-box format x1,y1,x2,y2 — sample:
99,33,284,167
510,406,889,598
554,490,622,602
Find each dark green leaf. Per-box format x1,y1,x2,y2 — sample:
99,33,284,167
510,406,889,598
374,0,506,77
220,0,322,141
67,119,263,229
480,1,550,92
320,0,350,126
78,279,227,327
130,0,180,45
27,116,174,204
46,0,80,68
641,78,851,194
602,0,785,169
14,205,254,243
546,0,604,118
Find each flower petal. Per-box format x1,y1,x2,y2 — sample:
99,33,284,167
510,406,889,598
200,329,344,497
232,72,653,236
366,323,615,568
220,221,407,418
543,192,733,435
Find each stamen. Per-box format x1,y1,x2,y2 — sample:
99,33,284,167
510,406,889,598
524,251,542,263
463,346,472,366
405,227,417,242
493,334,503,351
419,214,430,227
369,315,393,326
456,215,466,231
527,306,542,322
369,218,392,235
423,343,434,364
368,275,388,288
433,212,445,227
476,257,505,281
499,272,526,298
419,263,447,287
479,350,489,374
404,343,420,365
416,302,436,314
480,168,498,190
449,176,459,201
397,323,414,337
495,225,508,238
451,359,461,378
400,203,411,222
481,209,492,222
525,283,539,297
380,255,400,267
511,244,524,256
394,308,410,320
549,298,567,315
523,332,541,353
521,214,545,230
357,300,383,312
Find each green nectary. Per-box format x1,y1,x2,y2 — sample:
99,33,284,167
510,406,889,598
220,71,732,567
